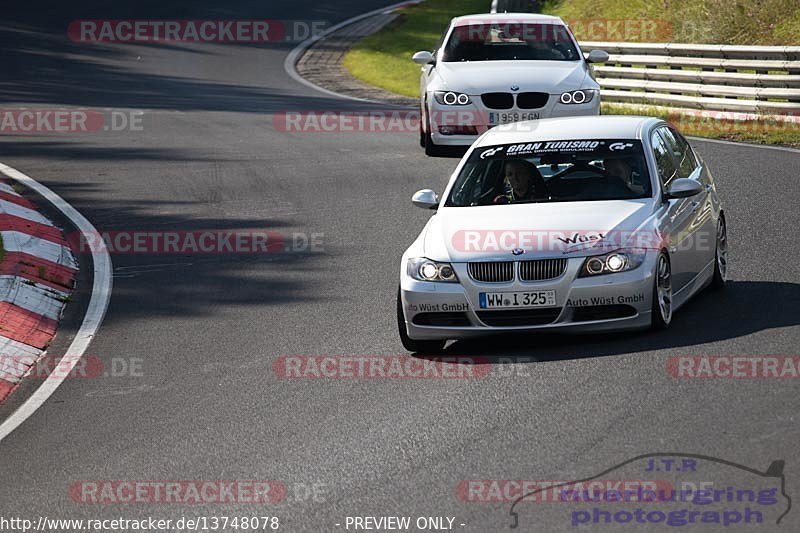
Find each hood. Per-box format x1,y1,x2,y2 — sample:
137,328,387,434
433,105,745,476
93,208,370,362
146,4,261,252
423,200,657,262
433,61,590,94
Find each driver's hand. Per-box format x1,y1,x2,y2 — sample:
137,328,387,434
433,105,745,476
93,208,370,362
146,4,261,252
493,195,510,204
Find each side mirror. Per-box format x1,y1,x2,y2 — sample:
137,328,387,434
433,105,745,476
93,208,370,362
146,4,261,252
412,189,439,210
412,51,435,65
585,49,609,63
666,178,703,199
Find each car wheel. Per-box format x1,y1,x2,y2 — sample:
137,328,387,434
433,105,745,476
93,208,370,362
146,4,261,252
423,102,447,157
651,252,673,330
710,214,728,290
397,287,447,353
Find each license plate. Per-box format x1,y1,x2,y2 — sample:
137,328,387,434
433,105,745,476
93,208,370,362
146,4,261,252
489,112,540,126
479,290,556,309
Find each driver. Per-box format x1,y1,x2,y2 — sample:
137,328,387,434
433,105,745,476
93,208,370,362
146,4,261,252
494,159,546,204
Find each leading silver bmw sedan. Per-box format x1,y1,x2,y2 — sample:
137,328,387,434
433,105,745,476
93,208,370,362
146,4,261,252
397,116,728,352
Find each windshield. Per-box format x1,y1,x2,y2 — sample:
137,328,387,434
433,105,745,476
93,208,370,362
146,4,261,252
443,22,581,62
445,139,652,207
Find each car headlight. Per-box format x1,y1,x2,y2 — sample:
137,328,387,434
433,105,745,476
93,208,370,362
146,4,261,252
408,258,459,282
578,249,645,277
434,91,471,106
559,89,597,105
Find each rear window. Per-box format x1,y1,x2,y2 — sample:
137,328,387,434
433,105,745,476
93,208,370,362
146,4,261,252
446,139,652,206
443,22,581,62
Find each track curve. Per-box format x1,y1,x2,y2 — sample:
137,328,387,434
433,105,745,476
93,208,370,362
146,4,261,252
0,1,798,531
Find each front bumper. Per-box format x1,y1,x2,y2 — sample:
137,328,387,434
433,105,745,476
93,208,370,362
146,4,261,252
400,254,655,340
427,95,600,147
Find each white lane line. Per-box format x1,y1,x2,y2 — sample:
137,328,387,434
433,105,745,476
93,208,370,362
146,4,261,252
0,162,113,442
283,0,423,104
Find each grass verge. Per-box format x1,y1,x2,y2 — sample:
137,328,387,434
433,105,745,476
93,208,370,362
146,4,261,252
343,0,487,98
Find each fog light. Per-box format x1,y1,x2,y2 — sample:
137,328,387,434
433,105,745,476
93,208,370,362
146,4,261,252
587,258,605,275
438,125,478,135
439,265,455,280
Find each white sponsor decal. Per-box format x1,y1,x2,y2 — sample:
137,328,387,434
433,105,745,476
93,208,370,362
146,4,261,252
480,147,504,159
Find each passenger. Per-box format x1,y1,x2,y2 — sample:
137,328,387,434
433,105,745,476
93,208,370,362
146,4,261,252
604,157,644,194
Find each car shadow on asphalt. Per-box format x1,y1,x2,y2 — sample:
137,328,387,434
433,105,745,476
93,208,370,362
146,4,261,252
21,179,330,326
411,280,800,362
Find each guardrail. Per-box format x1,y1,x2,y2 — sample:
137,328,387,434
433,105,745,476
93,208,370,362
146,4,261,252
580,42,800,116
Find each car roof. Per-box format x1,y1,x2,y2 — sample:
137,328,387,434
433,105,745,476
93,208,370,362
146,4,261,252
452,13,565,26
475,116,663,147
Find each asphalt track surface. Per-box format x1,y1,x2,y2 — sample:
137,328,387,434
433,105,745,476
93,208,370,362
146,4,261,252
0,1,798,531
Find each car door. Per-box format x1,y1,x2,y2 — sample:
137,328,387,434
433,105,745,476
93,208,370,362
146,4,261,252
650,128,694,291
660,126,715,278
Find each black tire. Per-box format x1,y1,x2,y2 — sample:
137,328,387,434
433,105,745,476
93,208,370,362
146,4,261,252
397,287,447,353
651,252,673,330
419,105,426,148
423,103,447,157
710,214,728,290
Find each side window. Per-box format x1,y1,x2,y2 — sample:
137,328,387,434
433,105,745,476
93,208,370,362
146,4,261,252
650,130,678,187
661,127,698,179
674,128,699,171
